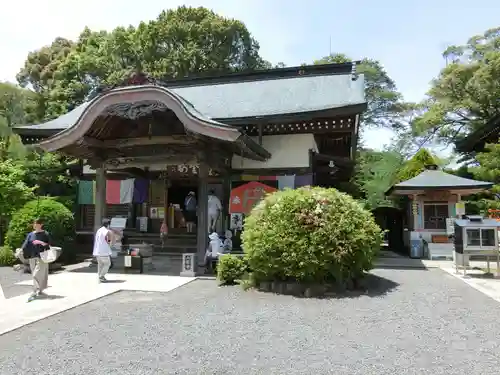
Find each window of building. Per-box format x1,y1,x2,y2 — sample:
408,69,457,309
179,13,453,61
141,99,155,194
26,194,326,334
423,202,449,230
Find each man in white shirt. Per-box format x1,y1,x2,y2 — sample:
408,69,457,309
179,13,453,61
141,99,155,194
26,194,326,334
93,218,113,283
207,189,222,233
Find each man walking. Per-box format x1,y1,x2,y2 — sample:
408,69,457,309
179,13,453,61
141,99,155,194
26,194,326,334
207,189,222,233
93,218,113,283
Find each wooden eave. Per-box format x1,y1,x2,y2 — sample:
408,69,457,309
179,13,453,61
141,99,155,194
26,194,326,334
27,85,270,162
218,103,367,126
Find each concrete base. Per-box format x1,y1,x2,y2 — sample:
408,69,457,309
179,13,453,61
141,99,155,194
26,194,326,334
453,252,470,267
180,253,197,277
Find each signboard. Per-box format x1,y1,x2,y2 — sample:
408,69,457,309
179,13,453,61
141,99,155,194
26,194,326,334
110,217,127,230
159,164,220,178
455,202,465,216
149,207,165,219
230,213,244,230
229,181,277,214
124,255,132,267
446,218,455,235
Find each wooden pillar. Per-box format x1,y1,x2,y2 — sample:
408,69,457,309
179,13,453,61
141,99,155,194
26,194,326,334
197,160,209,268
411,194,419,231
163,176,170,226
94,166,107,232
222,172,231,231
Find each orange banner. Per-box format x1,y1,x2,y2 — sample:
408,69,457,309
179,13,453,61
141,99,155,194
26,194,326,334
229,181,277,214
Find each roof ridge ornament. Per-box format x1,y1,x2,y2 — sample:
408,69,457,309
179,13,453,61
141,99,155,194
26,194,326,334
87,71,159,101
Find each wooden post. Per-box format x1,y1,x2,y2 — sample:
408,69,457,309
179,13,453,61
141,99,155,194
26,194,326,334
222,172,231,231
197,160,209,269
94,165,107,232
412,194,419,231
163,175,170,226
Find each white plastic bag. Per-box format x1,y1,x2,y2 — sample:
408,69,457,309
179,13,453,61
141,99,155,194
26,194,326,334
40,246,61,264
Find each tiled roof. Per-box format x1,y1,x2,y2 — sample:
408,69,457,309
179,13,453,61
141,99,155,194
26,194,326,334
172,73,365,120
387,169,493,194
15,71,365,132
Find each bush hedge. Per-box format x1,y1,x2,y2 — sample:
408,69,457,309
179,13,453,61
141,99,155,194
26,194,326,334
5,198,75,263
0,246,16,267
217,255,248,285
242,187,383,286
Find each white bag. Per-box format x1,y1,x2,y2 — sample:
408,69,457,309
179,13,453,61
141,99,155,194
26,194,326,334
40,246,61,264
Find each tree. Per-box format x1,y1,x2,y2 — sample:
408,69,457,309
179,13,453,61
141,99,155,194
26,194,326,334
414,27,500,145
354,148,404,209
313,53,403,130
396,148,439,182
0,160,35,241
16,37,74,120
0,82,38,159
17,6,271,117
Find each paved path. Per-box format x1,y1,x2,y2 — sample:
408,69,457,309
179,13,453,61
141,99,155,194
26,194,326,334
0,271,194,336
2,269,500,374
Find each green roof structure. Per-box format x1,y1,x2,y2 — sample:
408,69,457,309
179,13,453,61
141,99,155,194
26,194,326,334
386,166,493,195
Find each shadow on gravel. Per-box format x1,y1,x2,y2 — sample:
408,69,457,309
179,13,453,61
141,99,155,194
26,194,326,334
242,273,400,300
68,261,181,276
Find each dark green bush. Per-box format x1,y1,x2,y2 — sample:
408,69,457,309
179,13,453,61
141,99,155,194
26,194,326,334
5,198,75,263
217,255,248,285
0,246,16,267
243,187,383,285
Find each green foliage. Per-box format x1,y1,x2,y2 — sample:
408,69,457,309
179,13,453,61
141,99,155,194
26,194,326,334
17,6,270,119
414,27,500,145
0,82,38,160
21,152,77,197
243,187,383,285
217,255,248,285
354,148,405,209
0,246,16,267
0,160,35,219
313,53,402,130
463,142,500,214
397,148,438,182
5,198,75,253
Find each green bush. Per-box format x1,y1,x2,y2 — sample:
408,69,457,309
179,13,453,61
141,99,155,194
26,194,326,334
5,198,75,263
217,255,248,285
243,187,383,285
0,246,16,267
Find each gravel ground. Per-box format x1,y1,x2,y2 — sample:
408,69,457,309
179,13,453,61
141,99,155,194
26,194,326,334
0,266,33,298
2,269,500,374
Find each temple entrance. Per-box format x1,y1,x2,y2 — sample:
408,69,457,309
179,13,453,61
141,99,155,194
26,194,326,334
168,180,198,234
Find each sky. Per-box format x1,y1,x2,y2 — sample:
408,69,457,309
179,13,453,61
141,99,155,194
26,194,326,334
1,0,499,152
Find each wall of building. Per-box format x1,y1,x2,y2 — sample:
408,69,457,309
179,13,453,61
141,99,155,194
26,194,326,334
231,134,318,170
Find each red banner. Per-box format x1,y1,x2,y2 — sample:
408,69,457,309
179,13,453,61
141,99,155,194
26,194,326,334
229,181,277,214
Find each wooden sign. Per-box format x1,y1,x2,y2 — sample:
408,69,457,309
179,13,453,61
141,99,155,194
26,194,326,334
424,190,451,201
159,164,219,178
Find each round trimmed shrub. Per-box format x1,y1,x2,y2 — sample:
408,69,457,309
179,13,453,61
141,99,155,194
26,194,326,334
217,255,248,285
5,198,75,262
243,187,383,285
